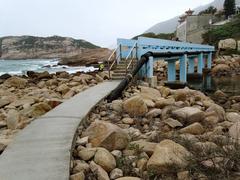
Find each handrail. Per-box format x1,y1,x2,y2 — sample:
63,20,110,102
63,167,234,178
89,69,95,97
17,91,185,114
126,43,137,72
125,42,137,60
108,45,120,79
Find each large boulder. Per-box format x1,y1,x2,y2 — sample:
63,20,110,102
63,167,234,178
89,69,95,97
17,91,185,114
147,139,190,173
82,121,129,151
211,64,231,75
218,38,237,50
139,86,161,101
123,96,148,116
6,110,20,130
21,102,52,118
171,107,205,124
0,98,11,108
4,76,27,88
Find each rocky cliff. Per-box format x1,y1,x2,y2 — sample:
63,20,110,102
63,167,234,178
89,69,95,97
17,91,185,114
0,35,99,60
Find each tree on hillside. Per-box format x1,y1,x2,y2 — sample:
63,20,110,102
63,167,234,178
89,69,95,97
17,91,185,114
199,6,217,15
224,0,236,18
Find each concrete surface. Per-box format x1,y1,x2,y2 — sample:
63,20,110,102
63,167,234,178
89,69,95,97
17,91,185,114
0,81,120,180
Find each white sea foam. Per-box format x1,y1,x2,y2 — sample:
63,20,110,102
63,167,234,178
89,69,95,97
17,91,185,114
0,59,98,76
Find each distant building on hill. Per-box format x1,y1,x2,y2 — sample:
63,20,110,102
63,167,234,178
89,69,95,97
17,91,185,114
176,9,221,44
236,0,240,13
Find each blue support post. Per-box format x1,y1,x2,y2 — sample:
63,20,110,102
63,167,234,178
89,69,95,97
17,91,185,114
197,53,204,74
188,57,195,73
167,60,176,81
207,52,212,69
147,56,153,78
180,54,187,83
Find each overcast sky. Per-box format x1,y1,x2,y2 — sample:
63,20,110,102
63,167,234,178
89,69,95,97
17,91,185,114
0,0,213,47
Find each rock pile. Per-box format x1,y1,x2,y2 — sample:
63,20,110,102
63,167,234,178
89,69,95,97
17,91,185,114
0,71,107,154
71,85,240,179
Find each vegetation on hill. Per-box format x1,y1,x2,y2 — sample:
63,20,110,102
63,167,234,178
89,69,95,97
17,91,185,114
202,14,240,46
0,35,99,50
224,0,236,18
133,32,175,40
198,6,218,15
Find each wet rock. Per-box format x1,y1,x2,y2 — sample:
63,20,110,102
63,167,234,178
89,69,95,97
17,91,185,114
147,140,190,173
110,168,123,179
172,107,205,124
180,122,205,135
82,121,129,151
123,96,148,116
0,73,11,80
94,148,116,172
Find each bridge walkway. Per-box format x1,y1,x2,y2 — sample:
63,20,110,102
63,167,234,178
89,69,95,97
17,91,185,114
0,81,120,180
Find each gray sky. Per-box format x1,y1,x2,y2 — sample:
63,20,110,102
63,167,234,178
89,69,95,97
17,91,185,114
0,0,213,47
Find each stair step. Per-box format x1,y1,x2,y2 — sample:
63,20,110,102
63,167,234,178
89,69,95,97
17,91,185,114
112,77,124,80
112,73,126,77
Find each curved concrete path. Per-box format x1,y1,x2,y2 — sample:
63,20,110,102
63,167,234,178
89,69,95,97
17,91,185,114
0,81,120,180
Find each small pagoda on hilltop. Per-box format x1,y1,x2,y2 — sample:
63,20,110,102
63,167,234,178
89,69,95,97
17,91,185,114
178,8,194,24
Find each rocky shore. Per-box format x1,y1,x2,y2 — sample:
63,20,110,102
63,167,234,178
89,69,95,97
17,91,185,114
71,84,240,180
0,70,108,154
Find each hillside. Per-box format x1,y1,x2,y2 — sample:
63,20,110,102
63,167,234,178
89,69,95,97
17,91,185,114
203,14,240,46
0,35,99,60
145,0,224,34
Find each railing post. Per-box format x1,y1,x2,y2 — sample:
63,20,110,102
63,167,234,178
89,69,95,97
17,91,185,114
188,57,195,74
197,52,204,74
180,54,187,83
118,44,122,64
167,60,176,82
147,56,153,78
207,52,212,69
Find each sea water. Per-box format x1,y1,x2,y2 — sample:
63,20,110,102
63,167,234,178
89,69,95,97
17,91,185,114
0,59,98,75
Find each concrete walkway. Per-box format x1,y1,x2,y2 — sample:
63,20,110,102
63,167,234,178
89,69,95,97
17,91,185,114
0,81,120,180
